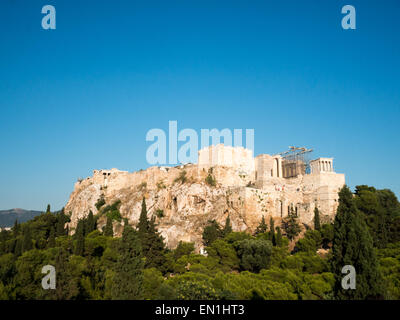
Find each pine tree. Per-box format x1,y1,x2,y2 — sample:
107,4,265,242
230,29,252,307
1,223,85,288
255,215,268,235
104,216,113,237
332,186,384,299
111,224,143,299
275,226,283,247
314,207,321,231
202,220,222,246
222,215,233,237
22,226,33,252
48,227,56,248
74,219,85,256
283,208,301,241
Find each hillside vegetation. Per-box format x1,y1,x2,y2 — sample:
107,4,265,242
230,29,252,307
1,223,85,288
0,185,399,300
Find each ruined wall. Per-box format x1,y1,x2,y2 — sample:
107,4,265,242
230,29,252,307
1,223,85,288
198,144,255,175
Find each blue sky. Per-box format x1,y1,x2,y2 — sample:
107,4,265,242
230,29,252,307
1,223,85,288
0,0,399,211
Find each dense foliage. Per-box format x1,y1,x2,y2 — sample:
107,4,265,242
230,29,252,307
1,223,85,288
1,185,400,300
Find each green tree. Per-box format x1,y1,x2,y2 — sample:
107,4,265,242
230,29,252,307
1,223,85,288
283,208,301,241
173,241,195,260
332,186,384,299
176,279,220,300
142,268,164,300
202,220,222,246
13,219,20,236
48,227,56,248
269,217,276,245
207,239,240,272
321,223,334,248
235,239,273,272
275,226,283,247
104,216,113,237
138,197,149,239
136,198,166,268
56,209,68,236
74,220,85,256
52,248,80,300
314,207,321,231
111,224,143,299
14,239,22,257
22,226,33,252
46,204,51,213
255,215,267,235
143,216,166,268
222,215,232,237
85,210,96,235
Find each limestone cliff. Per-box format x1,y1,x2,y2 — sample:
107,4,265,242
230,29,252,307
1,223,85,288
64,147,345,251
65,164,268,250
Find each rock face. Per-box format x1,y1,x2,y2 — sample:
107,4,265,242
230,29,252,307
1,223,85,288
65,145,345,251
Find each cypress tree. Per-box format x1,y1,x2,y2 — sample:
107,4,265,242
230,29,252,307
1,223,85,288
46,204,51,213
255,215,268,235
275,226,283,247
56,209,67,236
138,198,149,237
14,238,22,257
314,207,321,231
143,216,166,268
86,210,96,235
332,186,384,299
48,227,56,248
269,217,276,244
104,216,114,237
13,220,20,236
74,220,85,256
0,230,6,254
222,215,233,237
111,224,143,299
22,226,33,252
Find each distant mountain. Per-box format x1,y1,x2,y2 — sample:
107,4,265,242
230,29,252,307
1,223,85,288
0,209,42,228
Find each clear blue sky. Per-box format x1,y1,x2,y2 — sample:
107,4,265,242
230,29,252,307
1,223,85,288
1,0,399,211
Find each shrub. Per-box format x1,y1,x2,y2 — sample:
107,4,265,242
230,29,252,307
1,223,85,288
103,201,122,222
155,209,164,218
157,181,166,190
205,174,216,187
95,197,105,210
174,170,187,184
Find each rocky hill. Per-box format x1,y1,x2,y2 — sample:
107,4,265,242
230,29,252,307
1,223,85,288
64,145,344,251
64,164,268,251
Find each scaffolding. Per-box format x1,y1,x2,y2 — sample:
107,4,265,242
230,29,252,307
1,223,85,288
277,146,313,178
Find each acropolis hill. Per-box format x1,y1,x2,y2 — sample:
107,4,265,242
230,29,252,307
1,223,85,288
65,145,345,250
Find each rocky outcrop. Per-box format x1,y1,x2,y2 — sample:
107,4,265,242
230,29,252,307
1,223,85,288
64,154,344,251
65,164,267,250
